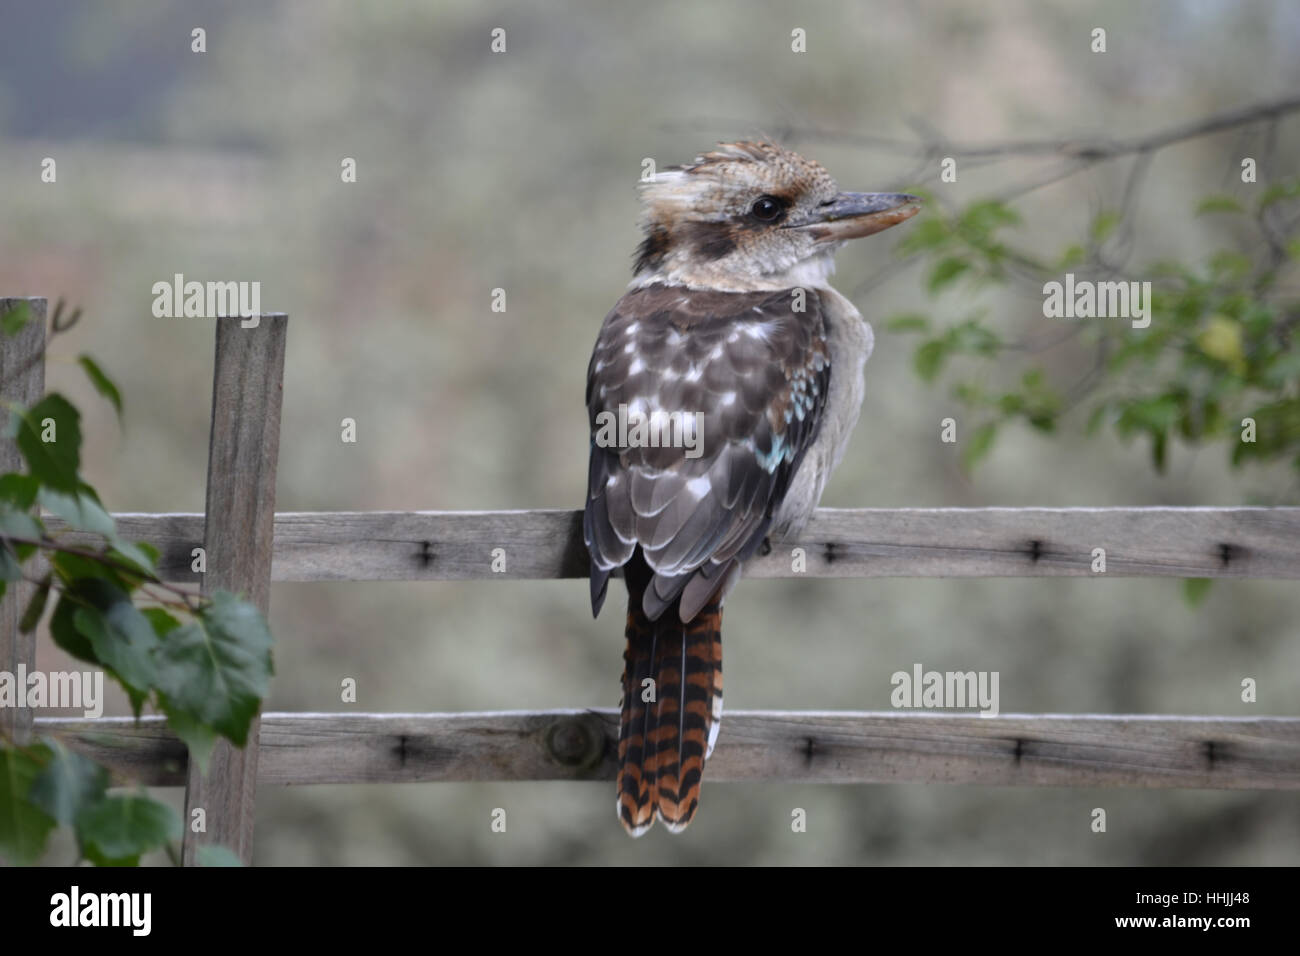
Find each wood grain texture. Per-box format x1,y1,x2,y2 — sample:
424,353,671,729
36,710,1300,789
0,299,45,745
43,506,1300,582
182,314,287,866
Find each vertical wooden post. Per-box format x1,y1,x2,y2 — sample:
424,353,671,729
182,313,288,866
0,298,46,746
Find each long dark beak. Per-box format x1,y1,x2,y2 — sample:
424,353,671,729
792,192,921,242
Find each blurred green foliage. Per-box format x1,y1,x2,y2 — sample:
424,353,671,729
0,302,270,865
889,181,1300,477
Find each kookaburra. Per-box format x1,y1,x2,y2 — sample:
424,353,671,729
583,141,920,836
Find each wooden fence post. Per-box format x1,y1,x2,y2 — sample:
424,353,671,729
182,313,288,866
0,298,46,746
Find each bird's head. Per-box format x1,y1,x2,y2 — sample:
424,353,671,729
631,141,920,291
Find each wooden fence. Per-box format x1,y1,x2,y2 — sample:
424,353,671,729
2,297,1298,866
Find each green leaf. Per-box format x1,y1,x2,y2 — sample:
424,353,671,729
1,302,32,336
884,313,930,333
0,505,42,547
0,745,57,865
913,340,947,382
1055,244,1085,269
947,317,1001,356
897,216,949,254
1116,396,1182,437
1090,210,1121,244
107,540,158,578
0,504,42,582
927,257,972,293
0,474,40,509
143,606,182,635
1152,429,1168,472
1196,315,1246,374
1262,350,1300,389
38,487,115,538
153,591,273,748
19,573,51,633
0,545,20,585
1182,578,1212,607
962,422,997,471
9,394,82,493
76,355,123,421
51,549,130,589
49,593,98,664
1208,250,1251,283
27,740,109,825
75,793,180,867
71,580,161,705
157,697,217,772
1195,195,1245,216
197,844,244,867
1258,179,1300,210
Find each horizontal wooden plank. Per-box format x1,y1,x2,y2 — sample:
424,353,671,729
40,507,1300,581
35,710,1300,789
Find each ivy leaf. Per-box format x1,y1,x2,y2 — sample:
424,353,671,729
76,793,180,867
0,745,56,865
76,355,123,422
27,740,109,826
8,394,82,493
153,591,273,748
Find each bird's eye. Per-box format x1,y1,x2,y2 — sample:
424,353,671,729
749,195,784,222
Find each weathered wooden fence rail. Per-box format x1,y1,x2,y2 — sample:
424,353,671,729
5,296,1299,867
41,505,1300,581
35,711,1300,789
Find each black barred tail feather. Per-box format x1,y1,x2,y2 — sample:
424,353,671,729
617,592,724,837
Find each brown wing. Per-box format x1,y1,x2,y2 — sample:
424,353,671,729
584,282,831,621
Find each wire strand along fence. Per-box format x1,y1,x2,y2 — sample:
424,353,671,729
2,297,1298,866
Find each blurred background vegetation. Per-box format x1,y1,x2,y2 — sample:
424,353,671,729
2,0,1298,864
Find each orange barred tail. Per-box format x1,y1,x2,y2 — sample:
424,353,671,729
617,595,724,837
